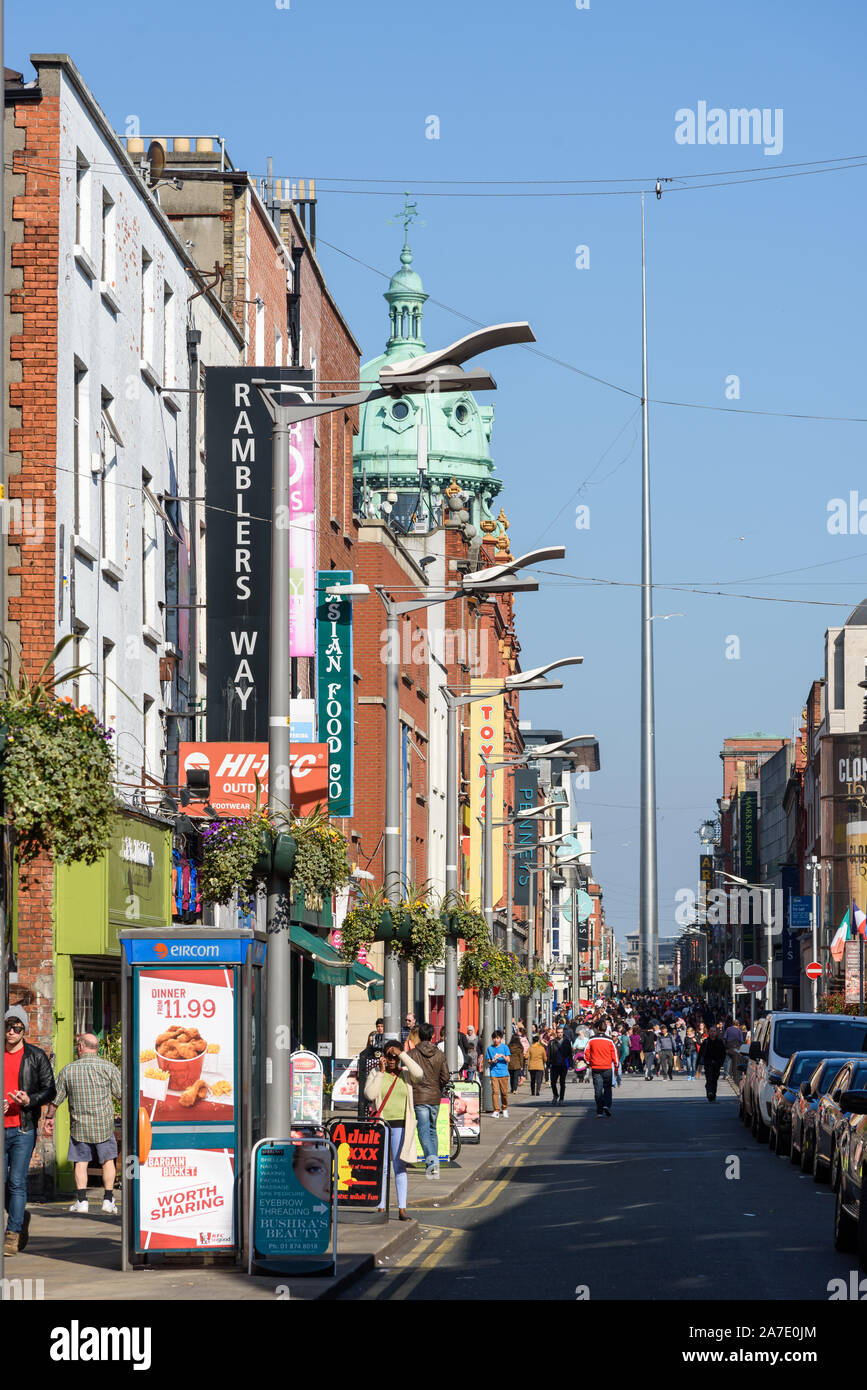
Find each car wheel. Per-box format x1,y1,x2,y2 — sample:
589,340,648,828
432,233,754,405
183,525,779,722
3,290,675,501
777,1126,791,1159
755,1109,770,1145
830,1149,840,1192
801,1132,813,1173
790,1135,800,1165
834,1180,858,1252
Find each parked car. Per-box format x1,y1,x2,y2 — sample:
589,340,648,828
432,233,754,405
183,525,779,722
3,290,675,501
832,1088,867,1266
768,1051,851,1157
814,1057,867,1183
739,1012,867,1143
790,1055,861,1173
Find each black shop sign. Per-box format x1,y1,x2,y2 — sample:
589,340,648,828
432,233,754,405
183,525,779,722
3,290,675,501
327,1118,388,1225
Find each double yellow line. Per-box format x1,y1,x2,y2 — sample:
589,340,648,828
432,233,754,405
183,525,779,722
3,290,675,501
391,1227,465,1299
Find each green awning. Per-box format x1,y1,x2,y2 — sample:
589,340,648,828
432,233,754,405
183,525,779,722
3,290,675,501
290,923,384,997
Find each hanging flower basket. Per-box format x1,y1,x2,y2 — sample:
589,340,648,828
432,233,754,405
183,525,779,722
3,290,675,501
0,637,115,867
339,884,446,970
200,812,274,907
458,947,525,995
439,893,491,949
288,807,352,902
527,966,553,994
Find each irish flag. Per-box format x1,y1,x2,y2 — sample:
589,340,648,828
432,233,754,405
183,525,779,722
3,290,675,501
855,904,867,940
830,909,851,962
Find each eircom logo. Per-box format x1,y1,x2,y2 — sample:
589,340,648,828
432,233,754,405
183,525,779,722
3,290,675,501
153,942,218,960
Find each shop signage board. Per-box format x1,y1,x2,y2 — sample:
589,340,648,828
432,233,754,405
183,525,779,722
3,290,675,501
179,741,328,817
331,1057,360,1107
316,570,354,817
327,1118,388,1223
250,1137,337,1276
414,1098,451,1163
452,1080,481,1144
290,1050,324,1127
844,940,863,1005
204,366,315,741
513,765,538,907
468,683,504,910
790,895,813,928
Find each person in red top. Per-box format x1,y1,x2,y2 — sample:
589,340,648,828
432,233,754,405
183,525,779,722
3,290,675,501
586,1026,620,1118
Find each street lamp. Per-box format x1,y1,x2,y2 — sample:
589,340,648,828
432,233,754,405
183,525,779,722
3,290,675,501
254,320,535,1139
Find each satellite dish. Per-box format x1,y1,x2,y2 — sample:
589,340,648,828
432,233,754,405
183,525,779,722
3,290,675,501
146,141,166,183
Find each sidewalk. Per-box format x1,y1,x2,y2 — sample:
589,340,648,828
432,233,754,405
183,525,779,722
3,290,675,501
6,1077,548,1301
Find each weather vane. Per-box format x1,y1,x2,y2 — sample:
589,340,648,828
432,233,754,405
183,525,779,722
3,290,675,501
388,191,425,242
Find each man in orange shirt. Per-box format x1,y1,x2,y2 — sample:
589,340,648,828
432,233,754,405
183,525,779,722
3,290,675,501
586,1026,620,1117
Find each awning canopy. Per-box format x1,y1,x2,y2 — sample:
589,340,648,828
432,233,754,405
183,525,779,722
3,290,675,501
290,924,383,999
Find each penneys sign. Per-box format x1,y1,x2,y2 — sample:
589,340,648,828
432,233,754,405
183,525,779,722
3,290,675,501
204,366,314,742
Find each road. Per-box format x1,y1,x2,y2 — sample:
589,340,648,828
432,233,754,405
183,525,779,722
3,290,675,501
341,1071,855,1301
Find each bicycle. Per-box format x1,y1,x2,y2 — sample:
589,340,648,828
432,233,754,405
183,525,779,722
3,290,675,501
444,1073,464,1162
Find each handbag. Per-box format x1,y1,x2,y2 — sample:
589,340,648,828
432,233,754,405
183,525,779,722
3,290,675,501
372,1076,399,1120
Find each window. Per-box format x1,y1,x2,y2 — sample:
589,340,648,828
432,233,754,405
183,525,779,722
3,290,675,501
75,151,90,250
102,639,116,730
73,361,90,538
100,390,122,562
100,188,115,283
141,250,154,363
163,282,175,386
274,326,282,367
142,475,159,632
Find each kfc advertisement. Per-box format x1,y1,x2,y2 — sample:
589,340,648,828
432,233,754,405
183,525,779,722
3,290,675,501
179,742,328,816
137,967,235,1125
138,1147,235,1251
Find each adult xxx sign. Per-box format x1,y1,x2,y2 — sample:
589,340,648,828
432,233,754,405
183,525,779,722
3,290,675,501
742,964,768,992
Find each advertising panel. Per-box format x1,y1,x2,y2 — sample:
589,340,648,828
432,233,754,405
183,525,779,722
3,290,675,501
452,1080,481,1143
513,765,538,907
316,571,354,817
204,366,314,741
137,967,235,1124
252,1138,334,1264
179,742,328,817
108,816,170,931
331,1057,360,1107
138,1147,234,1251
845,940,863,1006
327,1118,387,1209
468,684,504,910
290,1050,324,1126
414,1098,451,1163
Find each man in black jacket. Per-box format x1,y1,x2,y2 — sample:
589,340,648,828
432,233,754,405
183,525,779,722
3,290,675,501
699,1026,727,1102
547,1026,573,1105
4,1006,55,1255
641,1025,658,1080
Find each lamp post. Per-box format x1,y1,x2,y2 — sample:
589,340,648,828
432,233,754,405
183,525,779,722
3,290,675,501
253,318,534,1137
810,855,820,1012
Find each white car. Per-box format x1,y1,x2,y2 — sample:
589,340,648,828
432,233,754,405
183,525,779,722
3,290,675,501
741,1011,867,1144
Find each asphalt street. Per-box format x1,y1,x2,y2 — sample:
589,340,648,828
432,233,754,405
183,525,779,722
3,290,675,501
341,1071,856,1301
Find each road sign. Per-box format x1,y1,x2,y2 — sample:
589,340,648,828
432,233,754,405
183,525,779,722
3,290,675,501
805,961,823,980
724,958,743,978
742,963,768,992
735,984,749,995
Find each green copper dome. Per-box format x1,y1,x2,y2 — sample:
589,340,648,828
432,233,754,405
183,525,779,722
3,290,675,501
354,210,504,536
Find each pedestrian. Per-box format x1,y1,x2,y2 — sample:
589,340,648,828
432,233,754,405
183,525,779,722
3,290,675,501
485,1029,511,1118
462,1025,479,1081
527,1034,546,1095
373,1018,387,1053
436,1026,465,1074
3,1006,55,1255
657,1026,675,1080
404,1022,449,1178
508,1032,524,1094
547,1025,573,1105
615,1027,630,1085
586,1026,621,1117
517,1023,530,1080
722,1018,744,1079
628,1026,643,1075
363,1042,424,1221
698,1026,727,1102
43,1032,119,1215
683,1026,698,1079
400,1012,417,1045
641,1022,658,1081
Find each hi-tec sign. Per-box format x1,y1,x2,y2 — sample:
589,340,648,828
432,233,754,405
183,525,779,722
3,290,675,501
180,742,328,816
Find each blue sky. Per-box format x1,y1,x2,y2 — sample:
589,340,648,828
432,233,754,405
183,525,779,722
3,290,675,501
11,0,867,950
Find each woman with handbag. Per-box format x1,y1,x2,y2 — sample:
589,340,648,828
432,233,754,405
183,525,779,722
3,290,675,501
363,1042,424,1222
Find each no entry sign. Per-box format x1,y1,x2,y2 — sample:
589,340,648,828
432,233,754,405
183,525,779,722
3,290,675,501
805,961,823,980
742,964,768,992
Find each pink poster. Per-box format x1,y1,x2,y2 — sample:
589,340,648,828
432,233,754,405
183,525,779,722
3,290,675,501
289,419,315,656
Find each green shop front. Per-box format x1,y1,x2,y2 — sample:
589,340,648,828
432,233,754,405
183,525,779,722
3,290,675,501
52,810,172,1189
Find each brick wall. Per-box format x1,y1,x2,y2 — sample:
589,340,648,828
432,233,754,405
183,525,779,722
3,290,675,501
7,92,61,1061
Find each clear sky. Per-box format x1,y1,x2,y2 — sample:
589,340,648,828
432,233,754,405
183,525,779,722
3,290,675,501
10,0,867,950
